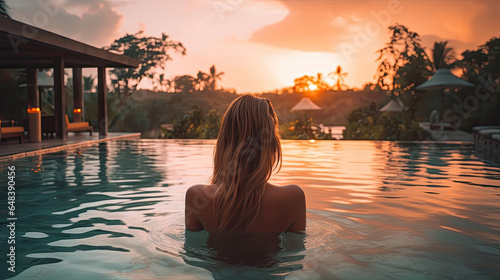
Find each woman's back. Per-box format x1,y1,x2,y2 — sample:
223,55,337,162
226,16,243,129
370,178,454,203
185,183,306,233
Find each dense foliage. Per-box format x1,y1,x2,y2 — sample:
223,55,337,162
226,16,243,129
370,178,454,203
160,106,221,139
343,103,429,140
376,24,433,119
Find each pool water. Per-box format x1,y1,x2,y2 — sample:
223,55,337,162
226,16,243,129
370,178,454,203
1,140,499,280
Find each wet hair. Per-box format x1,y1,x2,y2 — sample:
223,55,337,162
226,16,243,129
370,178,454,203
211,95,282,232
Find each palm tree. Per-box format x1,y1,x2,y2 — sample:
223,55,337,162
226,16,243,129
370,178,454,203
431,41,455,71
0,0,10,18
207,65,224,91
329,65,348,90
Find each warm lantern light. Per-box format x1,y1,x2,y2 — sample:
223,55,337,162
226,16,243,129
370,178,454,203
74,108,82,113
27,108,40,113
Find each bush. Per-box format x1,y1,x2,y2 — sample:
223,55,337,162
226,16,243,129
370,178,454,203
160,106,221,139
343,104,430,140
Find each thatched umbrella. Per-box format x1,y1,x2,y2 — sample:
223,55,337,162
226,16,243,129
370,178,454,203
291,97,321,138
291,97,322,112
416,68,474,120
380,98,404,112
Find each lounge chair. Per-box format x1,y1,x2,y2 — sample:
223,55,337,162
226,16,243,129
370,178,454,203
429,110,453,131
0,120,24,143
66,115,92,135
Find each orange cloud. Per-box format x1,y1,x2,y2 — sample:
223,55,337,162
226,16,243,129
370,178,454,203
250,0,499,56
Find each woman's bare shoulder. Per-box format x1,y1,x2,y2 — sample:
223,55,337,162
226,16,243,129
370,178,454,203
268,183,303,192
186,184,218,197
266,184,304,200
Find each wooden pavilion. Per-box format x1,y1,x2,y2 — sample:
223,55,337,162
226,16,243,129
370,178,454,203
0,17,138,141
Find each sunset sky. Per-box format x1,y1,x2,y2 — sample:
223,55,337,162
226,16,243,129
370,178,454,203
7,0,500,93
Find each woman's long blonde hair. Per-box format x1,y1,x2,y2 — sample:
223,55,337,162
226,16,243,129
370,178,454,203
211,95,282,233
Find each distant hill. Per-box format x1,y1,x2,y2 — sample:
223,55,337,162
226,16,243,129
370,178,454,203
111,89,390,137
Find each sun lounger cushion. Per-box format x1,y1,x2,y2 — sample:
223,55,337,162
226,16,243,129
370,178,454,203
68,122,90,129
473,126,500,133
1,126,24,134
478,129,500,137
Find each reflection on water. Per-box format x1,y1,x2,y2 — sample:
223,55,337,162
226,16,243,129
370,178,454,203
0,140,499,280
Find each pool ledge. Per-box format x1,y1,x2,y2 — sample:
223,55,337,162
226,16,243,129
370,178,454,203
0,132,141,161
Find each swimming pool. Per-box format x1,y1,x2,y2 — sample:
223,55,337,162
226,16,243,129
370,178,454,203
1,140,499,279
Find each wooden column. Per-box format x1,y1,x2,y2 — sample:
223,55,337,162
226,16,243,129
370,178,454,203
27,68,41,142
54,56,67,140
72,68,83,122
27,68,38,108
98,67,107,137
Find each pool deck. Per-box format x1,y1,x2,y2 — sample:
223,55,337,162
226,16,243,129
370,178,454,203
419,123,473,141
0,132,141,161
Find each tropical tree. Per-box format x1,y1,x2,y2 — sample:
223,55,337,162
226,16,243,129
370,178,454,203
0,0,10,18
455,37,500,129
154,73,172,92
430,41,456,71
105,31,185,108
174,75,196,94
376,24,433,118
83,75,96,94
195,71,209,91
460,37,500,81
104,31,185,129
376,24,432,93
207,65,224,91
329,65,348,90
293,75,314,92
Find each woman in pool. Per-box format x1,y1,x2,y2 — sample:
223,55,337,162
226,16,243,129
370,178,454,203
185,95,306,234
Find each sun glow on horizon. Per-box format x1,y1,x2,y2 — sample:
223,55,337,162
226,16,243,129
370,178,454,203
308,84,318,91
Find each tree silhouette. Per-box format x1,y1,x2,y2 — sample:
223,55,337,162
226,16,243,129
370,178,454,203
0,0,10,18
376,24,432,93
457,37,500,128
293,75,315,92
376,24,433,119
154,73,172,92
83,75,96,94
293,73,330,92
313,73,330,91
431,41,456,71
459,37,500,81
195,71,209,91
105,31,185,107
174,75,196,94
104,31,185,129
207,65,224,91
329,66,348,90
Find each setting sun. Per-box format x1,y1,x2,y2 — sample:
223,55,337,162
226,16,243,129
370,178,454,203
308,84,317,91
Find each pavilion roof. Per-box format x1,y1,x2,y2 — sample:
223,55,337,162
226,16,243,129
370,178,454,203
0,17,138,69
